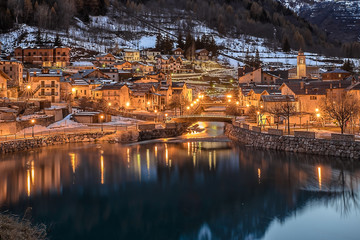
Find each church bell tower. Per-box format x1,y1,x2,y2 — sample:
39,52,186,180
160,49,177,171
297,49,307,79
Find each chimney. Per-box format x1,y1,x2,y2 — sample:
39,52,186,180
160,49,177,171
300,81,304,89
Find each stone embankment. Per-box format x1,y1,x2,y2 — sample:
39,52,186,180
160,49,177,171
0,132,115,154
225,123,360,159
138,123,190,141
0,123,190,154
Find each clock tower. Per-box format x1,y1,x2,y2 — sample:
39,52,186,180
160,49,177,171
297,49,307,79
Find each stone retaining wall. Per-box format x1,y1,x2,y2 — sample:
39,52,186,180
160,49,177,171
0,132,114,154
225,124,360,159
138,123,190,141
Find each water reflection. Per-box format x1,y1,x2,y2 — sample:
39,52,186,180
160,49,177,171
0,140,359,239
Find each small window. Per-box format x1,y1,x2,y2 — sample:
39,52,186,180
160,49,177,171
310,96,317,100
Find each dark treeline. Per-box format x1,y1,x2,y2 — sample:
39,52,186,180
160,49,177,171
120,0,360,58
0,0,109,31
155,32,219,59
1,0,360,58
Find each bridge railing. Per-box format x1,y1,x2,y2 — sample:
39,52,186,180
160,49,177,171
170,115,235,119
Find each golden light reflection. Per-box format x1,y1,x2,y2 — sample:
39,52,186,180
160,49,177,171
137,154,141,182
258,168,261,184
127,148,130,163
31,161,34,185
318,167,322,190
154,146,158,158
209,152,212,170
100,155,104,184
193,154,196,167
146,149,150,177
187,142,190,156
165,144,169,166
69,153,77,174
213,150,216,169
27,169,31,197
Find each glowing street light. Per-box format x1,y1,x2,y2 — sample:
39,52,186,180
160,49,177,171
228,99,231,103
147,101,151,105
315,108,319,112
190,103,194,107
316,113,321,118
187,106,190,110
154,109,158,113
246,104,250,107
100,115,104,132
31,119,35,137
226,94,232,99
126,102,130,107
27,85,31,90
72,88,76,93
236,101,239,105
108,102,111,106
165,113,168,117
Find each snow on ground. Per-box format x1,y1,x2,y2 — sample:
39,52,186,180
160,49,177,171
47,114,86,129
1,14,356,69
138,35,156,49
103,116,144,125
17,114,52,121
16,125,48,135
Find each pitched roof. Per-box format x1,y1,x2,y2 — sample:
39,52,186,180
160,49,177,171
261,95,295,102
282,80,353,95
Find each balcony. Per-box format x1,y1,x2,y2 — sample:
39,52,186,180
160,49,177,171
40,84,58,88
39,92,58,96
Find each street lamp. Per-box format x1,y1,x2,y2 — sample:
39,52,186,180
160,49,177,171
187,106,190,110
108,102,112,107
100,115,104,132
27,85,31,90
31,119,35,137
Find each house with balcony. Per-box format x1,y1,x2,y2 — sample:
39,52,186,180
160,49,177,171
15,46,70,67
27,68,62,103
95,53,116,67
123,49,140,61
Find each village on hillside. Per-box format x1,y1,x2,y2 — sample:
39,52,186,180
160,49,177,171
0,37,359,137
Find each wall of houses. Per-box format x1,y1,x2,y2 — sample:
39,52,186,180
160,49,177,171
226,123,360,159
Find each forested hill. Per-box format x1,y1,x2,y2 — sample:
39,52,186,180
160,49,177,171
0,0,359,57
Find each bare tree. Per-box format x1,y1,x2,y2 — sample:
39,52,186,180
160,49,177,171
267,104,283,129
322,91,359,134
279,96,298,135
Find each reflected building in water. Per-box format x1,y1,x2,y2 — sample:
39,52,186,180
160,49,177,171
0,141,359,239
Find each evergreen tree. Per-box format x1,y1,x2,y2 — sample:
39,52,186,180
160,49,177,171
155,33,163,51
282,36,291,52
54,33,62,46
341,59,354,73
176,32,184,49
36,28,43,46
254,49,262,68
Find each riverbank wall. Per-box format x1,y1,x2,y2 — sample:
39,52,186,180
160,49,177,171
225,123,360,159
0,132,115,154
0,123,190,154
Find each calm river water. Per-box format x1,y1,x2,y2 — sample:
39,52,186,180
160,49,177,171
1,122,360,240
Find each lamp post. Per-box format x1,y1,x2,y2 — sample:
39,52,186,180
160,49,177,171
100,115,104,132
31,119,35,138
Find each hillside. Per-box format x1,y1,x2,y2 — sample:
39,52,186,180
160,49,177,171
2,0,359,58
279,0,360,43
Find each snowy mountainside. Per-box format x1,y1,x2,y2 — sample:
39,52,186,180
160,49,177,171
278,0,360,42
0,12,355,69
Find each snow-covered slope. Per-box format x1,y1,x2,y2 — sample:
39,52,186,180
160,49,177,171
278,0,360,42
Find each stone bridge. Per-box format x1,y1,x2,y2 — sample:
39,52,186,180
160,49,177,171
170,115,234,123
